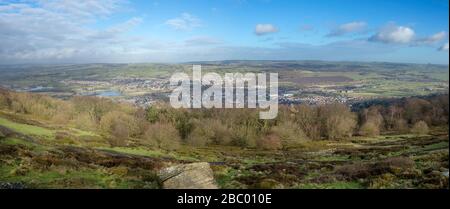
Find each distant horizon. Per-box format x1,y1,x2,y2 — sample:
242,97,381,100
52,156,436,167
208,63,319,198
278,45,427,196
1,59,449,67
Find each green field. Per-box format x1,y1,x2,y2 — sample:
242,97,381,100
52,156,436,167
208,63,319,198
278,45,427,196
0,117,54,139
0,61,448,99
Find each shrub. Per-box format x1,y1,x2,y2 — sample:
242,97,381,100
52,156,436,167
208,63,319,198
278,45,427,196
393,119,409,133
271,121,308,149
404,98,432,125
187,119,231,147
51,101,75,124
208,120,232,145
107,136,128,147
51,112,72,125
10,100,26,114
100,111,139,138
187,126,212,147
146,106,161,123
359,121,380,137
230,126,258,148
55,131,71,140
99,111,140,147
325,114,357,140
71,96,116,123
411,120,429,135
294,105,321,140
360,106,384,129
321,103,357,140
335,162,371,179
173,111,194,140
0,93,9,108
142,122,181,150
73,113,98,131
256,134,282,150
369,173,398,189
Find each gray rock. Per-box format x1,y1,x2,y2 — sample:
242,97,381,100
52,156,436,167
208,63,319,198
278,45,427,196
158,162,218,189
0,182,27,189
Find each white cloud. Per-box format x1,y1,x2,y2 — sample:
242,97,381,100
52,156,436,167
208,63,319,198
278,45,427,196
255,24,278,36
89,17,143,40
439,42,449,51
38,0,126,19
165,13,201,31
0,0,144,62
327,21,367,37
0,3,29,12
416,31,447,45
369,23,415,44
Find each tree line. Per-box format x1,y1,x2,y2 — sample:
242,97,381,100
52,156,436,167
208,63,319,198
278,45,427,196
0,88,448,150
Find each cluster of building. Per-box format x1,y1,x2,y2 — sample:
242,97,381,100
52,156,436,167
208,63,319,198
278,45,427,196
62,78,171,94
278,86,365,105
280,95,350,105
61,80,111,92
111,78,170,92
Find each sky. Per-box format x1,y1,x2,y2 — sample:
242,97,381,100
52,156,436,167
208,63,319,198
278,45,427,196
0,0,449,64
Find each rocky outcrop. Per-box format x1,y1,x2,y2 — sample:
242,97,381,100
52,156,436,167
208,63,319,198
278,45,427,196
0,182,26,189
158,162,218,189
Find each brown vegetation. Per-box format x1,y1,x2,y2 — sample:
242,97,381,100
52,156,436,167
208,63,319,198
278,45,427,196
0,89,448,151
411,121,429,135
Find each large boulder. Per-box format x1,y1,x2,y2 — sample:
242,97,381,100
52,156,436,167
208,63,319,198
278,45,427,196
158,162,218,189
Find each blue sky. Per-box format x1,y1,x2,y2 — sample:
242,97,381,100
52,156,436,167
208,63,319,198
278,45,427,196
0,0,448,64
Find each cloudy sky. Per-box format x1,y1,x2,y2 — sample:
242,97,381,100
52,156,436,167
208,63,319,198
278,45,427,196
0,0,449,64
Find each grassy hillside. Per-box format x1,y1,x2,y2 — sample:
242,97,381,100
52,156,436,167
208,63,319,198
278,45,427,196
0,89,448,189
1,114,448,189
